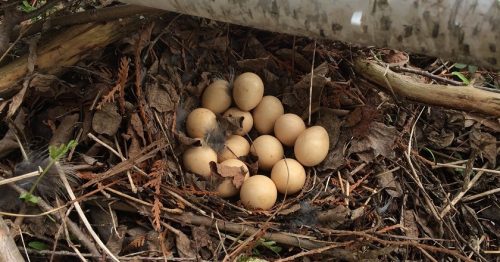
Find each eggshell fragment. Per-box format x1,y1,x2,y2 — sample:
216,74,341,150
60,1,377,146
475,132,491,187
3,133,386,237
240,175,277,210
218,135,250,162
252,96,284,134
186,108,217,138
216,159,250,198
294,126,329,167
202,79,232,113
223,107,253,135
250,135,284,170
274,113,306,146
183,146,217,178
233,72,264,111
271,158,306,195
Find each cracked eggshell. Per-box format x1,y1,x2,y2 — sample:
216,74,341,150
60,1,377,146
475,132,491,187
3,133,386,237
250,135,284,170
218,135,250,162
233,72,264,111
202,79,232,113
294,126,329,167
186,108,217,138
223,107,253,135
252,96,284,134
240,175,277,210
183,146,217,178
274,113,306,146
271,158,306,195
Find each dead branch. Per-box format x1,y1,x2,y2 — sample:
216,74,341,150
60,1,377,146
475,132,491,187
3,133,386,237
353,58,500,117
0,216,24,262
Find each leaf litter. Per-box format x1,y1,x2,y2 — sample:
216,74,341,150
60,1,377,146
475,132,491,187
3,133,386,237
0,10,498,262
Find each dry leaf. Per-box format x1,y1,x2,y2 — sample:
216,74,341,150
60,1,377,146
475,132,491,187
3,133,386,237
377,170,402,198
349,122,397,163
403,210,419,238
175,231,196,258
92,103,122,136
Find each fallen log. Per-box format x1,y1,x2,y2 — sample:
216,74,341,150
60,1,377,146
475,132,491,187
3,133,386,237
353,58,500,117
0,18,141,96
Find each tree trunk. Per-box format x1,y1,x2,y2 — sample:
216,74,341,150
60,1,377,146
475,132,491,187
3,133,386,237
121,0,500,70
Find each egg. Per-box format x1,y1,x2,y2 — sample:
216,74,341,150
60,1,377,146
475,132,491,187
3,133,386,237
271,158,306,195
250,135,284,170
233,72,264,111
252,96,284,134
240,175,277,210
183,146,217,178
202,79,232,113
223,107,253,135
274,113,306,146
218,135,250,162
186,108,217,138
216,159,250,198
294,126,329,166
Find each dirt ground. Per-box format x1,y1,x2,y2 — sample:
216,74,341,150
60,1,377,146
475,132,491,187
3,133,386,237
0,6,499,262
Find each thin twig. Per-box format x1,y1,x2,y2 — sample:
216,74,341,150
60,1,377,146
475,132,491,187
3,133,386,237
55,162,120,262
308,40,317,126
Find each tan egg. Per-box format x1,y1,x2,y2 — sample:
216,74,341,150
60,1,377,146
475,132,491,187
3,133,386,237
252,96,284,134
186,108,217,138
233,72,264,111
218,135,250,162
240,175,277,210
250,135,284,170
223,107,253,135
294,126,329,167
271,158,306,195
216,159,250,198
183,146,217,178
202,79,232,113
274,113,306,146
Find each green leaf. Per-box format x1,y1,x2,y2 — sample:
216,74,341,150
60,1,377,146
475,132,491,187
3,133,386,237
19,192,39,204
451,72,470,84
28,241,49,250
21,0,36,13
49,140,77,160
467,65,478,74
453,63,467,69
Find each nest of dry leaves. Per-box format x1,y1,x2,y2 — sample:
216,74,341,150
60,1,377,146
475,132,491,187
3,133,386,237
0,10,499,262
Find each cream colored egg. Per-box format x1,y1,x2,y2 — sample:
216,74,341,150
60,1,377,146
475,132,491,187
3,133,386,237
250,135,284,170
202,79,232,113
233,72,264,111
183,146,217,178
216,159,250,198
240,175,277,210
271,158,306,195
294,126,329,167
218,135,250,162
223,107,253,135
274,113,306,146
186,108,217,138
252,96,284,134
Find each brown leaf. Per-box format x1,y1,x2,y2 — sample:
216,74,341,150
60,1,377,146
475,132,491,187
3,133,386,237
191,226,213,250
7,83,28,118
49,113,79,146
349,122,397,163
469,128,496,167
403,210,419,238
92,103,122,136
427,130,454,149
210,161,247,188
275,48,311,72
130,113,146,145
0,109,26,158
175,231,196,258
199,36,229,51
237,57,270,72
316,205,350,229
377,170,402,198
146,81,176,112
294,62,330,89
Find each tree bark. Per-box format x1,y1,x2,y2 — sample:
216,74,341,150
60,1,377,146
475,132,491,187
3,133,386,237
121,0,500,70
353,58,500,116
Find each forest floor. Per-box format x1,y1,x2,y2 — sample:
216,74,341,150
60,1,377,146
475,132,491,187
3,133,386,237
0,4,499,262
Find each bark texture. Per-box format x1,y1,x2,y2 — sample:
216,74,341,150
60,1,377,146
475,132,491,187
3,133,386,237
353,58,500,116
122,0,500,70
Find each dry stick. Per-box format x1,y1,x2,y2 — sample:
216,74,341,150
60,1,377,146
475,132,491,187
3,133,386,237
0,171,39,186
275,242,352,262
462,187,500,202
307,40,317,126
55,162,119,262
434,163,500,176
113,135,138,193
104,187,183,214
0,178,100,256
440,164,487,218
